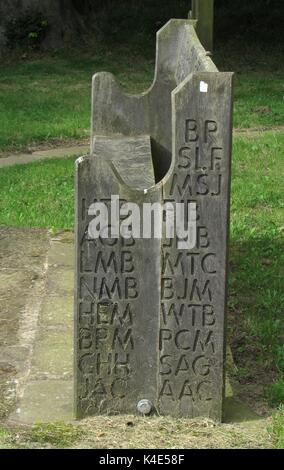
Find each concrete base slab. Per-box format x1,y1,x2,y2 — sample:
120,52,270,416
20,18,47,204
10,379,73,424
7,231,74,424
0,226,49,419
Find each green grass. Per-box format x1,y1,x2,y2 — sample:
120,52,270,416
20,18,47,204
269,406,284,449
0,422,86,449
0,425,11,449
215,42,284,129
26,422,86,447
267,380,284,407
0,131,283,400
0,156,76,230
0,48,153,152
228,132,284,388
0,41,283,152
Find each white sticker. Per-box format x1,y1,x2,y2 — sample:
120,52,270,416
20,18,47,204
200,81,208,93
75,156,85,166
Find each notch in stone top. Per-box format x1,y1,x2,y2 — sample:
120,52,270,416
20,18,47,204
90,20,217,159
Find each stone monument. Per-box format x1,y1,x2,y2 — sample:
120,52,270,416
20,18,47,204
75,19,233,421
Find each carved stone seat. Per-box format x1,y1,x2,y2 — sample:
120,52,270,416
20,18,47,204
75,19,233,421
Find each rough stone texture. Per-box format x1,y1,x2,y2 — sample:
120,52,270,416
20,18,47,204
159,72,233,421
190,0,214,52
75,19,233,421
75,153,161,417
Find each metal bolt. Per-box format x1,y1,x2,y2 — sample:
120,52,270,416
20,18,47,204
137,399,153,415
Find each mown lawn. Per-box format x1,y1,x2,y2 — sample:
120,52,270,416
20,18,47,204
214,41,284,129
0,47,153,152
228,132,284,408
0,42,283,152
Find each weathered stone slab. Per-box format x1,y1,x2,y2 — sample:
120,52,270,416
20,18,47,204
159,72,233,421
75,19,233,421
75,151,161,418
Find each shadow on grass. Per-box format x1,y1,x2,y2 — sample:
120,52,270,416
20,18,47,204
223,397,263,423
226,235,284,417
